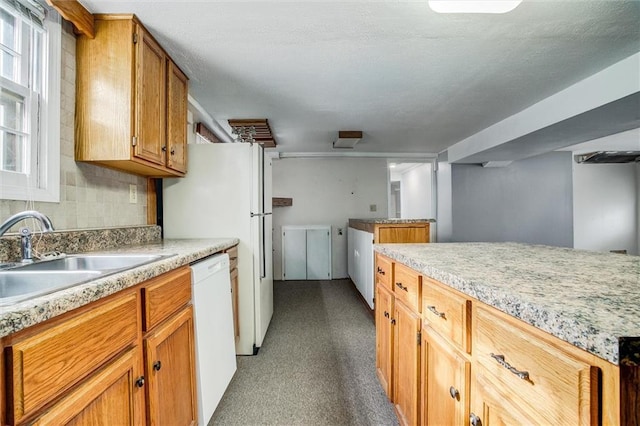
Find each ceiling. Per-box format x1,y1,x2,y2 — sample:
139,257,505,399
79,0,640,155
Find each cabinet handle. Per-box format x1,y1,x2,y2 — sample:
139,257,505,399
426,305,446,319
153,360,162,371
170,148,175,155
135,376,145,388
390,318,396,325
490,353,530,381
377,267,385,275
383,311,389,318
395,282,408,292
470,413,482,426
161,145,167,152
449,386,459,400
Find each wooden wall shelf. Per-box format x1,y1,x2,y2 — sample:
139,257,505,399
273,197,292,207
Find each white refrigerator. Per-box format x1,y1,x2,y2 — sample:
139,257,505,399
163,143,273,355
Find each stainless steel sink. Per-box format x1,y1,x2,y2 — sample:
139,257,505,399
0,253,174,306
17,254,167,272
0,270,102,305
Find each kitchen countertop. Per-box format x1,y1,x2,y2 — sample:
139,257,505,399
374,242,640,366
349,218,436,224
0,238,238,338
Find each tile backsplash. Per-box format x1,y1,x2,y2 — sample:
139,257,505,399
0,22,148,232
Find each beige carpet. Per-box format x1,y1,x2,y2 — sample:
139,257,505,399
210,279,399,426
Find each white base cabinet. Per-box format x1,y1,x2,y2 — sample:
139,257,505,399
348,227,374,308
282,225,332,280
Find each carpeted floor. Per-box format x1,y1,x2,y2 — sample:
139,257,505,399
210,279,399,426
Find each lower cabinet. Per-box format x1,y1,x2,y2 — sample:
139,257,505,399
374,253,617,426
31,349,144,425
144,306,197,426
2,266,197,425
421,327,470,426
393,300,421,426
375,283,394,396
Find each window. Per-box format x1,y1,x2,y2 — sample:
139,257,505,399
0,0,60,202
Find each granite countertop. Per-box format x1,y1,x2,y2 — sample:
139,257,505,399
0,238,238,338
374,242,640,366
350,218,436,224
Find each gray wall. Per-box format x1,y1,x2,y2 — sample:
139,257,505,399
451,152,573,247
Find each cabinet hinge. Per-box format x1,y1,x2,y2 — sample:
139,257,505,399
132,136,138,147
417,331,421,345
133,33,138,44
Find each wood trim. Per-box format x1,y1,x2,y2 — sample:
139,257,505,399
348,220,375,234
195,122,220,143
46,0,95,38
272,197,292,207
147,178,157,225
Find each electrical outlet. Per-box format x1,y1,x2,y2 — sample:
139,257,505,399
129,184,137,204
370,204,377,212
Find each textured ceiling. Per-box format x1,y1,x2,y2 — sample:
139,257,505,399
80,0,640,154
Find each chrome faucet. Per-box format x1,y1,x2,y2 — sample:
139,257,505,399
0,210,55,263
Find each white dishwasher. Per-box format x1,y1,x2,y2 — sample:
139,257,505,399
191,253,237,425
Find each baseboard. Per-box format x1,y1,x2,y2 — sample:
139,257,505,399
347,278,374,321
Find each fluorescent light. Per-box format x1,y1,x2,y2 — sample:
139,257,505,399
428,1,522,14
389,163,397,168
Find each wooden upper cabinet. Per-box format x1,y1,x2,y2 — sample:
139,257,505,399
76,14,188,177
166,60,188,173
135,25,166,166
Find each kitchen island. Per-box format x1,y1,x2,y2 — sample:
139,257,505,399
348,218,435,309
374,242,639,425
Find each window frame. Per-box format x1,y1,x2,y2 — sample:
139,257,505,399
0,2,60,202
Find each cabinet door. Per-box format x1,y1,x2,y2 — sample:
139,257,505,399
145,306,197,426
282,227,307,280
375,283,394,397
470,372,538,426
393,300,421,426
166,60,188,173
32,349,144,425
307,228,331,279
422,327,470,426
134,26,166,166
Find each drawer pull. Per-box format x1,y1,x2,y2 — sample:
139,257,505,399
470,413,482,426
449,386,459,400
153,361,162,371
395,282,408,292
391,318,396,325
490,353,530,381
135,376,145,388
377,267,385,275
426,305,446,319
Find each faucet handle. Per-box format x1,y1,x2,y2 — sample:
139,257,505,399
19,227,34,264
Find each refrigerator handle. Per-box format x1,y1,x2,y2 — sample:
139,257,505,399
250,212,264,217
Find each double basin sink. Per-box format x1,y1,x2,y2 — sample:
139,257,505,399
0,254,172,306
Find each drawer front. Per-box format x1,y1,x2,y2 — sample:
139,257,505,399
375,253,393,291
143,266,192,331
393,262,421,313
8,291,139,423
225,245,238,271
422,277,471,353
474,305,598,425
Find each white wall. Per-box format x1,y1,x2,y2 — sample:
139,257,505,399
272,157,388,280
637,163,640,253
436,161,453,242
573,162,639,255
400,163,433,219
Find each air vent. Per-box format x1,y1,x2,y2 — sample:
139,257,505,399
333,131,362,149
574,151,640,164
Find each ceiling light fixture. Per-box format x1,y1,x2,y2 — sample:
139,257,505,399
333,131,363,149
428,0,522,14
